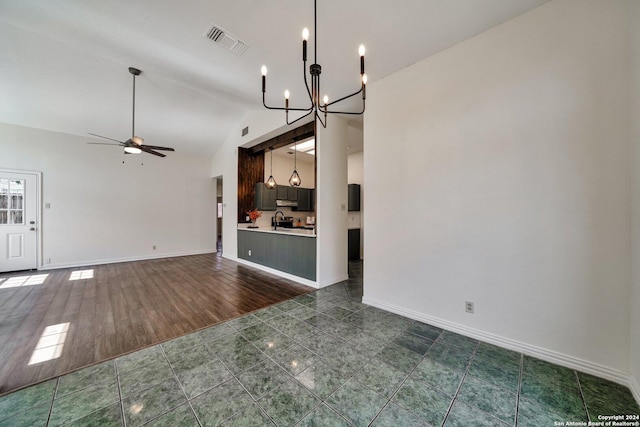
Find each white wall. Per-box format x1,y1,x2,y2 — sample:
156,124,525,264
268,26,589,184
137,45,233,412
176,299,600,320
1,122,217,268
630,0,640,401
316,117,349,286
364,0,635,383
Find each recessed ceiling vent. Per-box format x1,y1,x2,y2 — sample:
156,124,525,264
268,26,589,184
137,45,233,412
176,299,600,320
205,25,249,55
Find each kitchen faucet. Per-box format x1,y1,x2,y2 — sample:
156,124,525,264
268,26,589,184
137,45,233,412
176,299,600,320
273,211,285,230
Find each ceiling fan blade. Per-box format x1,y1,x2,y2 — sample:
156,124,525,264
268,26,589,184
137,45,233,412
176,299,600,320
87,142,123,146
88,133,126,144
139,145,166,157
141,145,175,151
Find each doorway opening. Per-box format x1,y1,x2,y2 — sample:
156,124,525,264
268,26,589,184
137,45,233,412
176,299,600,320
215,176,223,255
346,118,363,279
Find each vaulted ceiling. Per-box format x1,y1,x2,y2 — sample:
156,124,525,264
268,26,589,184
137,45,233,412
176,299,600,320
0,0,548,155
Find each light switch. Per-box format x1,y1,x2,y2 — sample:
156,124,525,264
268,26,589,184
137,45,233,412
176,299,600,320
45,203,51,209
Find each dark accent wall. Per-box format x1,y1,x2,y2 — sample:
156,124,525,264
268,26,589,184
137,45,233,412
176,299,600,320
237,148,264,223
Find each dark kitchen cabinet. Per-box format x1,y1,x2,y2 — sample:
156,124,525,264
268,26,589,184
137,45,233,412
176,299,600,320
348,228,361,260
276,185,298,201
288,186,298,201
255,183,276,211
348,184,361,211
276,185,288,200
294,188,314,212
238,229,316,280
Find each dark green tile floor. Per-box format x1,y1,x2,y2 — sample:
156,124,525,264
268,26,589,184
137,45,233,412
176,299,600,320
0,267,638,426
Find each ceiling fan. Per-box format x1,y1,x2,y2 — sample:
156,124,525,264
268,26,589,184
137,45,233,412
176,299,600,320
88,67,175,158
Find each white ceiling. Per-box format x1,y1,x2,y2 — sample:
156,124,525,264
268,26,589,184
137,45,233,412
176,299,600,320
0,0,549,156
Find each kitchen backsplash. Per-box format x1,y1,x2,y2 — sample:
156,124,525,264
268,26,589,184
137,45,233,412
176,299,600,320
245,206,314,228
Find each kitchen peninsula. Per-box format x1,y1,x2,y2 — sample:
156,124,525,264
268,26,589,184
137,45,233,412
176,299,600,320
237,224,316,281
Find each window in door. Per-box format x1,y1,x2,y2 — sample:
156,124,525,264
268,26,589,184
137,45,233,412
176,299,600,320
0,179,25,225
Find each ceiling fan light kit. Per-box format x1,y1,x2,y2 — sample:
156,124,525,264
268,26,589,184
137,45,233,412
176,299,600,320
124,146,142,154
87,67,175,159
260,0,367,128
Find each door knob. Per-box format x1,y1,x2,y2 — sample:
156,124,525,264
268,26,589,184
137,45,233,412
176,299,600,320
30,221,35,224
30,227,35,231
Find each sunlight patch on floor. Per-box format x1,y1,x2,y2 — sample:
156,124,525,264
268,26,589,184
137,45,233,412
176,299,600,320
28,322,70,365
0,274,49,289
69,269,94,281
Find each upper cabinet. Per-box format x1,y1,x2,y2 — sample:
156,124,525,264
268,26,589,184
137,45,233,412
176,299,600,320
295,188,314,212
255,183,277,211
348,184,361,211
277,185,298,202
256,183,314,212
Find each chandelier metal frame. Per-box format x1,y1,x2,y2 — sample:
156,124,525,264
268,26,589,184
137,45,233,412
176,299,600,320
261,0,367,128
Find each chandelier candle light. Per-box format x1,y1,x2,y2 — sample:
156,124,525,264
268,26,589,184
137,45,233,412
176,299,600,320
260,0,367,128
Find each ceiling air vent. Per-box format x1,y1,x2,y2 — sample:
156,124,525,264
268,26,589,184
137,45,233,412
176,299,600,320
205,25,249,56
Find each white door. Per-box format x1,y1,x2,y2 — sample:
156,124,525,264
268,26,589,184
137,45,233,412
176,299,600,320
0,172,38,272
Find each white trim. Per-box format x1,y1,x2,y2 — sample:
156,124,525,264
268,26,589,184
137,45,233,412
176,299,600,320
317,274,349,289
233,257,318,288
630,375,640,406
38,249,216,270
363,296,635,390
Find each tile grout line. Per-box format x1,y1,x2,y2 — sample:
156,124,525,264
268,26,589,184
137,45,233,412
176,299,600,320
157,344,204,427
439,343,480,427
228,353,280,427
114,358,126,427
249,296,366,425
206,321,297,426
575,370,592,422
514,352,524,427
44,377,59,427
366,328,441,426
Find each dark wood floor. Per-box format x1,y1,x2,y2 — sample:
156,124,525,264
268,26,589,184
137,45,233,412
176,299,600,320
0,253,313,395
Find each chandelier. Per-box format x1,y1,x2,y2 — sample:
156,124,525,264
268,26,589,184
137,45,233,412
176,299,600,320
260,0,367,128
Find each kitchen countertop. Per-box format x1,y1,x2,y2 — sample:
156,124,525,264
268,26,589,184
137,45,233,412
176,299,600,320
237,224,316,237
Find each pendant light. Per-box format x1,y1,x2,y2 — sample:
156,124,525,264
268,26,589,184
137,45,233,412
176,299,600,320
265,148,277,189
289,143,301,186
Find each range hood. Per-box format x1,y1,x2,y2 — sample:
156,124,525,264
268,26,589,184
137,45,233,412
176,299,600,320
276,199,298,207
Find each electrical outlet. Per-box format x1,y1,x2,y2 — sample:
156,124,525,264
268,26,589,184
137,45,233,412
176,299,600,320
45,203,51,209
465,301,474,314
46,258,51,264
248,250,252,256
153,245,157,250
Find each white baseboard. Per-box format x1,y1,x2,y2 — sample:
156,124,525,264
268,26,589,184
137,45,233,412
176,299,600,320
363,296,635,392
233,258,318,288
318,274,349,288
630,375,640,406
38,249,216,271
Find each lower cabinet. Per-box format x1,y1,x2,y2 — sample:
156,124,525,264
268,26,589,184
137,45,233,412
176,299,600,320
238,230,316,281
